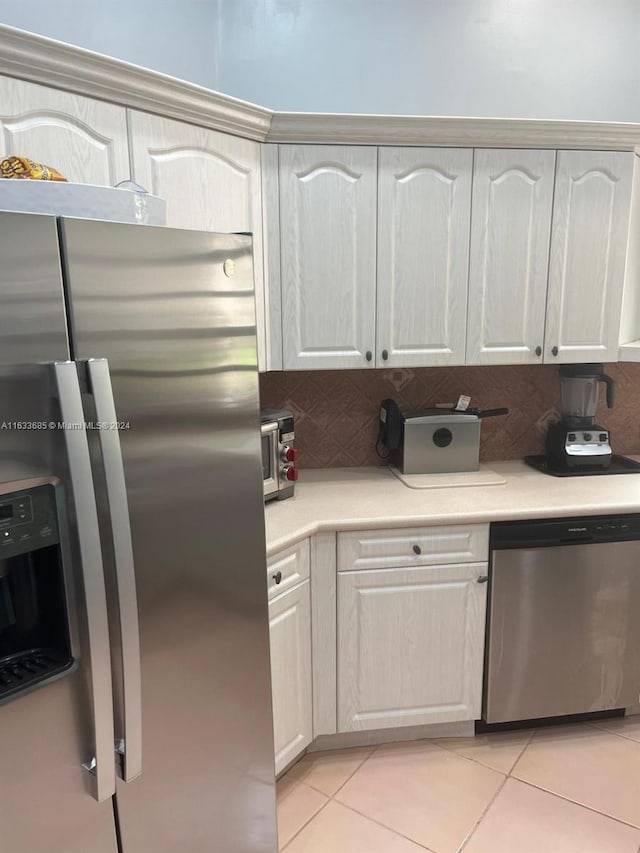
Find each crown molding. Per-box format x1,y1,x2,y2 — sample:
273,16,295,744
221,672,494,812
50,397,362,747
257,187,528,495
267,113,640,150
0,24,273,141
2,25,640,151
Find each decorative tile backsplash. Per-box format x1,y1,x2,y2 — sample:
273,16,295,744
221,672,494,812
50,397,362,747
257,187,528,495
259,363,640,468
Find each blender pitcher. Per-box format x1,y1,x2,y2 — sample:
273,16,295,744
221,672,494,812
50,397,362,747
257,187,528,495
559,364,615,428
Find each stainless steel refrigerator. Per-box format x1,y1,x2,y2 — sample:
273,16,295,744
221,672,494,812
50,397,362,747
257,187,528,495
0,211,277,852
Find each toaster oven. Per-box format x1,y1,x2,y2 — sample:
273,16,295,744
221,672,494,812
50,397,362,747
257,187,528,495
260,408,298,501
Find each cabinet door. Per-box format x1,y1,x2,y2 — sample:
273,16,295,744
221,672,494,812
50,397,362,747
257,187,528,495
466,149,555,365
128,111,268,369
545,151,634,364
377,148,472,367
279,145,377,369
0,76,129,185
269,581,312,774
338,563,487,732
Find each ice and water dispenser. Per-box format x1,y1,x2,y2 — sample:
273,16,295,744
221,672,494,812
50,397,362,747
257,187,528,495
0,481,74,702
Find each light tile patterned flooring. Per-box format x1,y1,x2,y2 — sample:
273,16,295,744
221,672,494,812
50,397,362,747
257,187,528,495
277,717,640,852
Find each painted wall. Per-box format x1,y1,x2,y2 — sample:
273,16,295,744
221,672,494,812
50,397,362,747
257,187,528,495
216,0,640,120
0,0,219,90
3,1,638,120
259,364,640,468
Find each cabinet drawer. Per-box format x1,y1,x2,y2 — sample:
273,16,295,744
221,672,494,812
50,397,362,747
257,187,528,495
267,539,310,599
338,524,489,571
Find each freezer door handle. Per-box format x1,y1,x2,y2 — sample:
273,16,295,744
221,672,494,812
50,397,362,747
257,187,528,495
52,361,116,803
86,358,142,783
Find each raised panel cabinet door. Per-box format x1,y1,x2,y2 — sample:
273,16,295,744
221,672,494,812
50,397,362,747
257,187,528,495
269,580,312,774
377,147,472,367
127,110,268,369
0,76,129,185
338,563,487,732
466,149,556,365
279,145,378,369
545,151,634,364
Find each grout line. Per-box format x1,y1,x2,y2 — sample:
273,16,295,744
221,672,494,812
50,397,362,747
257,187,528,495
280,796,331,852
457,774,508,852
507,728,536,777
511,777,640,833
587,720,640,746
328,747,377,798
289,746,377,799
429,728,536,777
328,799,436,852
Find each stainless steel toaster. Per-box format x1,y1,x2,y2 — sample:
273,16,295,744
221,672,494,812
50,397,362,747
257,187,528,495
394,410,481,474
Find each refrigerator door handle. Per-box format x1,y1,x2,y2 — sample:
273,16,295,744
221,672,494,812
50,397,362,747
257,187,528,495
52,361,116,804
86,358,142,783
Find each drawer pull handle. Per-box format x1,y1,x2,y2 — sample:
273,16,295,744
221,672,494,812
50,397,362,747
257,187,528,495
272,571,283,585
477,575,489,584
412,545,421,555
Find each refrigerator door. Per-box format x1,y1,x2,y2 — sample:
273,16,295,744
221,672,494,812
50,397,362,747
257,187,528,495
60,219,278,853
0,212,118,853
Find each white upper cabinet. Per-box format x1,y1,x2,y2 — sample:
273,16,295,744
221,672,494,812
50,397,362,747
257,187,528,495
279,145,378,370
466,149,556,365
128,111,268,369
0,77,130,186
545,151,634,364
376,148,472,367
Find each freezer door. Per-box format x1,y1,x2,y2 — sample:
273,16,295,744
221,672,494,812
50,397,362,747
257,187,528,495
0,212,118,853
60,219,277,853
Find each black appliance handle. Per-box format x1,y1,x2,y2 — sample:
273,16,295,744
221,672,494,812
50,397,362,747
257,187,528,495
601,374,615,408
477,407,509,419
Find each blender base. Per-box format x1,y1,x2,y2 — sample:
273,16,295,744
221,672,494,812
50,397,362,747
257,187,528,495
525,455,640,477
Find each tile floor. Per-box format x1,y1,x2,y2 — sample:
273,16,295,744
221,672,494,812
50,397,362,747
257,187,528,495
276,717,640,852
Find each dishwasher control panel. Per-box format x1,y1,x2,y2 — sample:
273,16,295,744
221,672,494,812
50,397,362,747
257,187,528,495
491,514,640,549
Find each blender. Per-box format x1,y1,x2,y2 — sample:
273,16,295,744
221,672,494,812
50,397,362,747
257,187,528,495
546,364,614,470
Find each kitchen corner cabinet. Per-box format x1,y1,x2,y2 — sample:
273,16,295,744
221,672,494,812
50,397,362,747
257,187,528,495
466,149,556,365
376,148,472,367
279,145,378,370
268,580,312,774
545,151,634,364
0,76,130,186
267,540,312,774
127,111,268,369
337,525,489,733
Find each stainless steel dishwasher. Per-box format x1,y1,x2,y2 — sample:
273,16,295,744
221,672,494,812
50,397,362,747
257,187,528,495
483,515,640,724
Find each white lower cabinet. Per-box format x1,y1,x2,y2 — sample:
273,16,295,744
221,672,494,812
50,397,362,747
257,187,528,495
268,579,312,774
337,563,488,732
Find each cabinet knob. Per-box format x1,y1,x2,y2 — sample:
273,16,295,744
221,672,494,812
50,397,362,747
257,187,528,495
272,570,282,585
535,345,542,357
551,346,559,357
412,544,421,555
477,575,489,584
382,349,389,361
365,350,372,362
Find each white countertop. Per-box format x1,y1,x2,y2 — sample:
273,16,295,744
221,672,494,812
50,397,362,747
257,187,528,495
264,461,640,555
